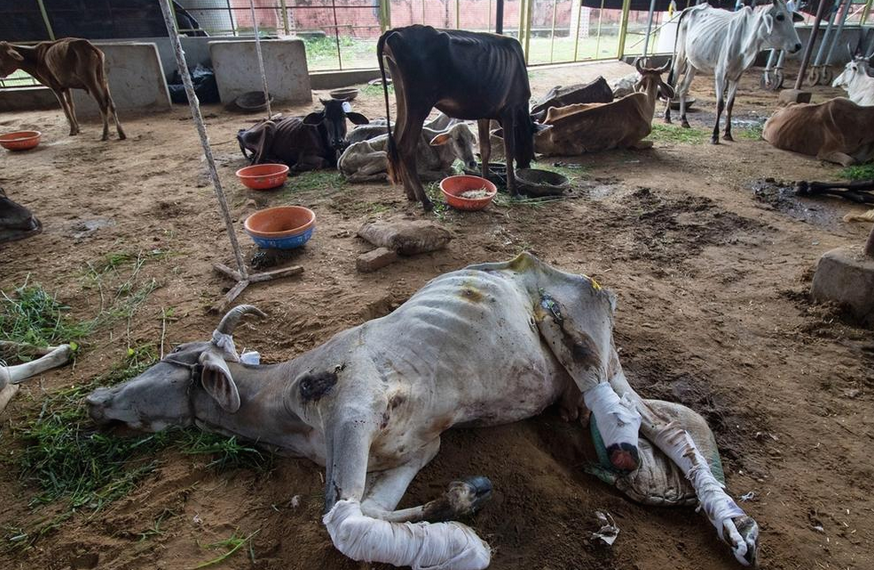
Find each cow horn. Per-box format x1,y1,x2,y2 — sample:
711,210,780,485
215,305,267,336
658,58,672,74
634,58,644,73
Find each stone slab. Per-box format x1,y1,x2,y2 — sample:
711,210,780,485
779,89,812,105
811,245,874,327
357,247,398,273
71,42,171,119
209,39,311,105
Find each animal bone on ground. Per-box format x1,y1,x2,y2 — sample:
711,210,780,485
85,253,759,568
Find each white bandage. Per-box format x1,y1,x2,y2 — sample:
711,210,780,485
323,499,491,570
584,382,642,449
211,330,239,362
654,425,745,540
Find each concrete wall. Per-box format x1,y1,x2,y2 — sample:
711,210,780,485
209,39,311,105
71,42,171,118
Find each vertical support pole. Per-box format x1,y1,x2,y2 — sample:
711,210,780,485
158,0,248,280
381,0,392,33
794,0,829,90
422,0,426,24
861,0,872,26
332,0,343,70
280,0,290,34
617,0,632,59
573,1,583,61
519,0,527,43
642,0,657,58
524,0,534,63
36,0,55,40
227,0,238,35
456,0,461,28
595,0,605,59
495,0,504,34
823,0,852,66
550,0,558,62
248,0,272,118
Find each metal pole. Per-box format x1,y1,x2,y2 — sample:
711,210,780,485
248,0,273,118
862,0,872,26
496,0,504,34
158,0,248,279
617,0,633,59
456,0,461,28
642,0,658,57
794,0,829,90
332,0,343,70
595,0,606,59
518,0,526,43
227,0,237,35
524,0,534,63
573,1,583,61
36,0,55,40
823,0,851,65
550,0,559,63
280,0,290,34
811,2,838,69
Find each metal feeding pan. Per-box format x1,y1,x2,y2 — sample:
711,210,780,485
515,168,570,198
234,91,274,112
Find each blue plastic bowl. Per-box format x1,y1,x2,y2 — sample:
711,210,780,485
246,226,314,249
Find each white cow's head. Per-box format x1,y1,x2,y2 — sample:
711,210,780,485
832,55,873,92
759,0,803,55
429,123,478,170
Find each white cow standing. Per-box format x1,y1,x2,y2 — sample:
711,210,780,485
832,55,874,106
665,0,803,144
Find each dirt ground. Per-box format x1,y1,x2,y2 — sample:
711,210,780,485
1,60,873,570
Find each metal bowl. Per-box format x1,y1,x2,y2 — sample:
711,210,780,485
515,168,570,198
329,87,360,101
234,91,273,112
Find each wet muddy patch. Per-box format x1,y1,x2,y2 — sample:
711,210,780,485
751,178,862,230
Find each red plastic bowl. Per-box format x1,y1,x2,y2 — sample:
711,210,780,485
236,163,289,190
244,206,315,238
440,175,498,211
0,131,41,151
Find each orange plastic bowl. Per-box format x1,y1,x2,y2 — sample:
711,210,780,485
243,206,315,249
440,175,498,211
236,163,290,190
0,131,41,151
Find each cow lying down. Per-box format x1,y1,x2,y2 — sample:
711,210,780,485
86,253,757,569
339,123,477,183
763,97,874,166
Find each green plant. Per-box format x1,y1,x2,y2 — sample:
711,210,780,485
736,123,764,141
645,123,710,144
0,280,95,348
179,431,272,472
839,163,874,181
194,529,260,568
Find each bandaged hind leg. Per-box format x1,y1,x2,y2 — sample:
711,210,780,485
609,369,758,566
323,433,491,570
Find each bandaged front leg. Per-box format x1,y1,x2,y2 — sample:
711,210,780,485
324,500,491,570
584,382,642,471
652,424,758,566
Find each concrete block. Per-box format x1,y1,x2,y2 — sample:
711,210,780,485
209,39,311,105
811,245,874,327
0,86,59,112
357,247,398,273
779,89,811,105
71,42,171,119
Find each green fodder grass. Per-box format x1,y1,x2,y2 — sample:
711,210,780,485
646,123,710,145
0,281,94,348
839,163,874,181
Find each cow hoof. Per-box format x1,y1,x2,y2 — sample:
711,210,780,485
727,515,759,567
421,199,434,212
606,442,640,472
664,117,672,125
723,133,734,142
710,137,720,145
681,121,691,129
423,476,493,522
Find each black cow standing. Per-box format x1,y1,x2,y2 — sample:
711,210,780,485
237,99,368,170
377,25,543,211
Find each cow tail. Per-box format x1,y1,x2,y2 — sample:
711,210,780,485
377,31,400,186
667,7,688,90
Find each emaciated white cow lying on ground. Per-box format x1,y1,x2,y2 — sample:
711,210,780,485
86,253,758,569
339,122,477,183
831,54,874,107
763,97,874,166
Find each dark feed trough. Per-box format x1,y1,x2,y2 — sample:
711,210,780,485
515,168,570,198
234,91,274,113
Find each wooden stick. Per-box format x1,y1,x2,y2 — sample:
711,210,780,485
248,265,304,283
159,0,248,280
213,262,243,282
248,0,273,118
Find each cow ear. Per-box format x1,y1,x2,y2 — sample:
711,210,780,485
303,111,324,126
199,350,240,413
430,132,452,146
763,14,774,34
491,128,504,139
6,47,23,62
792,11,804,22
345,112,369,125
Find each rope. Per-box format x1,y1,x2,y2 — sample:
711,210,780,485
248,0,273,119
159,0,248,279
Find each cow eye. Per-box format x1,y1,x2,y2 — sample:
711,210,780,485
776,14,785,21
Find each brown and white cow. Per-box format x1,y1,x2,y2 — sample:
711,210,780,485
763,97,874,166
530,60,673,156
0,39,125,141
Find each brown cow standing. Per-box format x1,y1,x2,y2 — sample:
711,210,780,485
0,39,126,141
763,98,874,166
532,60,673,156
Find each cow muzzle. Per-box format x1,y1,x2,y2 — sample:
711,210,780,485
85,388,115,425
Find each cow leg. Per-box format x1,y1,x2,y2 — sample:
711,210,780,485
322,421,490,569
477,119,491,180
722,80,740,142
711,73,727,145
501,112,520,198
360,439,492,524
677,67,696,129
608,371,758,566
1,344,73,385
54,89,77,136
397,111,432,210
64,90,82,137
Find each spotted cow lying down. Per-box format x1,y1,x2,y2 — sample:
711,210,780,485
763,97,874,166
86,253,756,569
